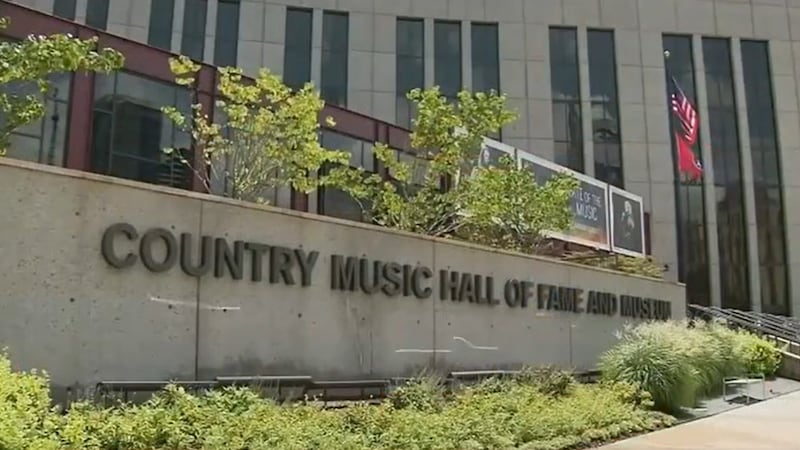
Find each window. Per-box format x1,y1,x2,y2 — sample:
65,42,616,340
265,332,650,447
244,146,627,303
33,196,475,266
181,0,208,61
742,40,790,316
321,11,349,107
472,23,499,139
283,8,313,90
53,0,77,20
147,0,175,50
318,130,374,221
434,21,462,101
1,74,72,167
588,30,622,188
90,72,193,189
663,35,711,307
214,0,240,67
703,38,750,311
85,0,110,30
549,27,583,172
396,18,424,129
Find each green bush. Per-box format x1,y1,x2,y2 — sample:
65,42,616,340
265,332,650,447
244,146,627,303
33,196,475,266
0,352,673,450
600,320,784,413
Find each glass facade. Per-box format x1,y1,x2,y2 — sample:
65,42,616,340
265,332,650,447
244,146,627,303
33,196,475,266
588,30,623,188
283,8,313,91
741,40,790,315
214,0,240,67
52,0,77,20
434,21,462,101
396,18,424,129
318,130,374,221
663,34,711,306
471,23,499,94
549,27,583,172
90,72,193,189
181,0,208,61
147,0,175,51
85,0,109,30
2,74,72,167
321,11,349,107
703,38,750,311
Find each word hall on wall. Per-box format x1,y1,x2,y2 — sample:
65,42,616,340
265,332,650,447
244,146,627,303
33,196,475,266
101,223,672,321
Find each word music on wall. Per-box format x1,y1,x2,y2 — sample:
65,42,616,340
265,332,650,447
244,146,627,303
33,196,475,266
100,223,672,320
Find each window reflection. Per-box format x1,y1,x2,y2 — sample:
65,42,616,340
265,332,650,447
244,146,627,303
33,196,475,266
549,28,583,173
318,130,374,222
214,0,240,67
284,8,313,91
396,18,424,129
663,34,711,306
90,72,193,189
148,0,175,50
434,21,462,101
2,73,72,167
181,0,208,60
742,40,790,315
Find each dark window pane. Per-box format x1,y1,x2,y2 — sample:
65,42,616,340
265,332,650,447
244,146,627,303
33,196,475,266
148,0,175,50
471,23,499,94
283,8,313,90
321,11,349,106
181,0,208,60
214,0,240,66
85,0,109,30
90,72,192,190
589,30,623,186
53,0,77,20
550,27,583,173
434,21,462,99
396,19,424,128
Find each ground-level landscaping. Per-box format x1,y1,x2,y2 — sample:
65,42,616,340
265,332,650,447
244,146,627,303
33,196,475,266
0,320,783,450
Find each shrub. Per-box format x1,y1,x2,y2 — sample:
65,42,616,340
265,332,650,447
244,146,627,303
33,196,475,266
515,366,576,397
735,333,783,377
387,376,447,412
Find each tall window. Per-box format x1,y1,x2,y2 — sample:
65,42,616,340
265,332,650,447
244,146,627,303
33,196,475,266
703,38,750,310
147,0,175,50
742,41,790,315
549,27,583,172
181,0,208,61
321,11,349,107
1,74,72,166
283,8,313,90
434,21,462,101
663,35,710,306
396,18,424,129
214,0,240,67
85,0,109,30
588,30,622,187
90,72,192,189
472,23,500,139
53,0,77,20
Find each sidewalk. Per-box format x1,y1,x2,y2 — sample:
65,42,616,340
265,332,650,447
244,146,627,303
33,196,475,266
597,390,800,449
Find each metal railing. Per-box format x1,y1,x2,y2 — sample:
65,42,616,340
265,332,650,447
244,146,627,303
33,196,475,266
688,304,800,349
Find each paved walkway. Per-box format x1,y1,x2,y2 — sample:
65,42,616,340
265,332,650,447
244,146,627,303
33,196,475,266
597,390,800,449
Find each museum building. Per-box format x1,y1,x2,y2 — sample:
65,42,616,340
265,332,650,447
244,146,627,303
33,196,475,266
3,0,800,318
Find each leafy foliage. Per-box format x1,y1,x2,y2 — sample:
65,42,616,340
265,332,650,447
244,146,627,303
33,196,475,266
162,56,352,202
342,88,517,236
0,352,672,450
600,320,783,413
563,251,665,279
0,18,123,153
459,155,578,253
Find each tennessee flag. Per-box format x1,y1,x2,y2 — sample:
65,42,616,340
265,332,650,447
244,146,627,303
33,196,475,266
669,77,703,181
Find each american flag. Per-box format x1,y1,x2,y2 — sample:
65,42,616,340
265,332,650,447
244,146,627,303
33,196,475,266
669,77,703,180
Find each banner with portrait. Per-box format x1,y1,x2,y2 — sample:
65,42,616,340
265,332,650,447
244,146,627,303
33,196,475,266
517,150,611,251
608,186,646,257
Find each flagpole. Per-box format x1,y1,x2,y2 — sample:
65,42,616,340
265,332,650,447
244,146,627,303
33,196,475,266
664,50,688,288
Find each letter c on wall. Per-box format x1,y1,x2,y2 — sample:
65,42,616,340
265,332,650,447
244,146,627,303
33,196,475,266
101,223,138,269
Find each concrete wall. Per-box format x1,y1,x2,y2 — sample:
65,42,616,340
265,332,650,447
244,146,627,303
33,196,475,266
0,158,685,398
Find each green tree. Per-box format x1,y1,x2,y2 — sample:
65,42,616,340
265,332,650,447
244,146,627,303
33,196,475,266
341,87,517,236
162,56,352,203
0,17,123,154
459,155,578,254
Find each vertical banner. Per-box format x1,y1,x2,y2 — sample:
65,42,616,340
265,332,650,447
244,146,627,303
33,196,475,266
517,150,611,250
608,186,646,257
